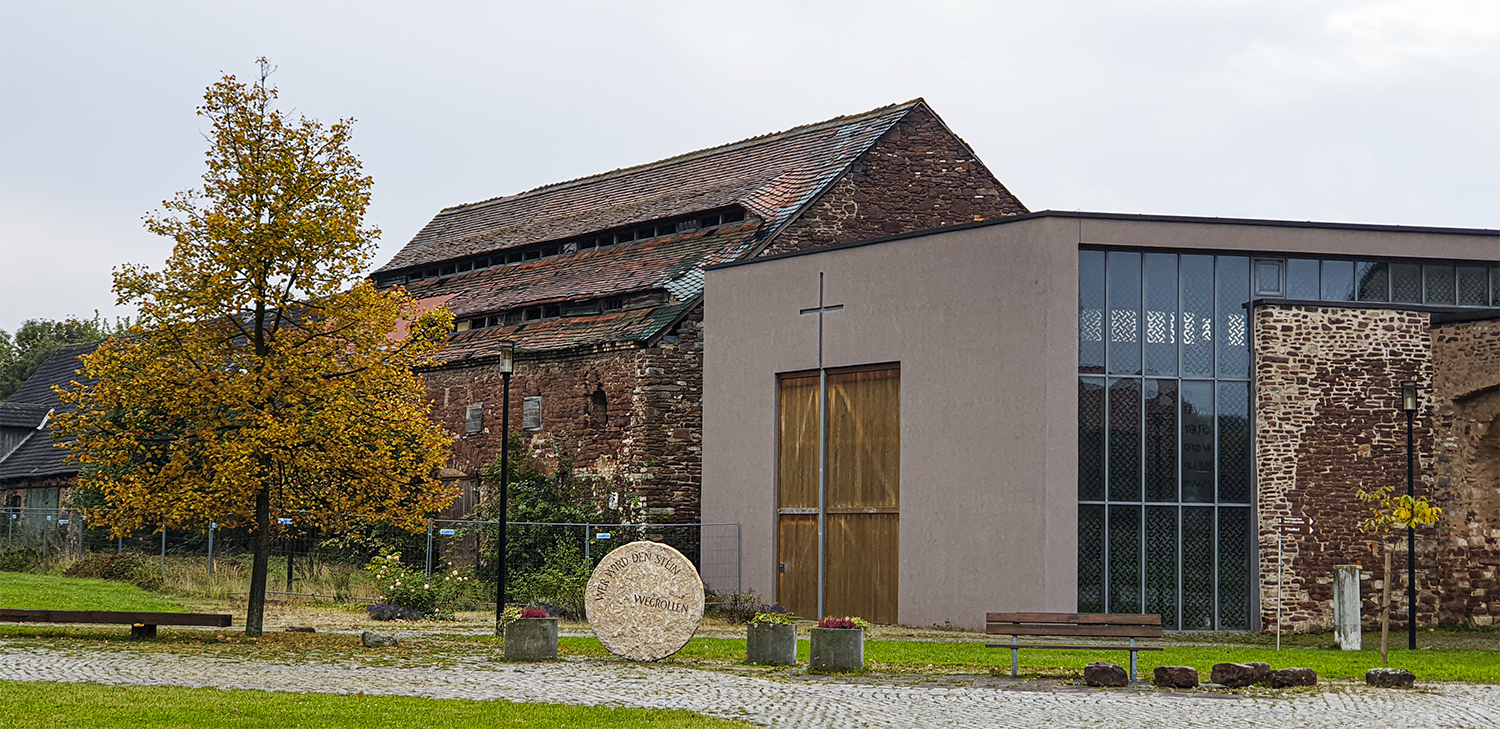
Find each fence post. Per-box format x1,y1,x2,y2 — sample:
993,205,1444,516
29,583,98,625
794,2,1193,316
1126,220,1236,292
77,514,84,560
160,526,167,582
736,523,742,595
43,515,50,557
584,523,590,563
207,522,215,576
425,522,434,578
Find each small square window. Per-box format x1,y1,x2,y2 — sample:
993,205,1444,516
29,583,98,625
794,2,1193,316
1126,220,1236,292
522,397,542,431
465,403,484,435
1253,259,1284,297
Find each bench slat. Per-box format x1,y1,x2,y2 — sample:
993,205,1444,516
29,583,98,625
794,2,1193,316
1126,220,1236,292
985,644,1164,651
986,623,1162,638
986,612,1161,626
0,609,231,627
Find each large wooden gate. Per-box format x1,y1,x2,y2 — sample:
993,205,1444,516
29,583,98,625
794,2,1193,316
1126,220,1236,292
777,365,900,623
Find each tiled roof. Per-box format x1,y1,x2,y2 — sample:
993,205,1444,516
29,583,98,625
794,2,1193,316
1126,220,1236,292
406,221,758,318
0,342,100,483
0,402,49,429
438,301,694,362
375,100,922,274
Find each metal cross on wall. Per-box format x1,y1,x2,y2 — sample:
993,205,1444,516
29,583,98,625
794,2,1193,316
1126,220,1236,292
799,272,842,619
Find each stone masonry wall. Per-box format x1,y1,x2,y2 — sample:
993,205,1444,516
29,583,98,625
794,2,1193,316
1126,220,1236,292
1429,317,1500,625
1255,304,1500,632
762,105,1028,256
422,306,704,524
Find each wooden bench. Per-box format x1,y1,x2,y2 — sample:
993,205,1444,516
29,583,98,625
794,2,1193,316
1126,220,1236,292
986,612,1163,681
0,609,232,639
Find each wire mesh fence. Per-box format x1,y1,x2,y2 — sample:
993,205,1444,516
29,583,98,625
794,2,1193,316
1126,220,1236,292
2,506,740,605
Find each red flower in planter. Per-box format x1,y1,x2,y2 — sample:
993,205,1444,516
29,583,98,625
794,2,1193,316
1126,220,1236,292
817,617,855,629
521,607,550,619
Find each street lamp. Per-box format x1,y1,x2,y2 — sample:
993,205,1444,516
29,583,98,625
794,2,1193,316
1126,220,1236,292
1400,380,1418,651
494,341,515,635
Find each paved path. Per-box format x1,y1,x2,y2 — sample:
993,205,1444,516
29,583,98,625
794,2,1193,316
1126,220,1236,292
2,644,1497,728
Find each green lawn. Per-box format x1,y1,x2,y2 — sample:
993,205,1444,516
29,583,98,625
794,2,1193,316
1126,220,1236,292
0,572,186,612
0,681,747,729
560,636,1500,683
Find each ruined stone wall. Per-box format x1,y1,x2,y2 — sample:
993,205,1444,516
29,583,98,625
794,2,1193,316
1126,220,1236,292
421,305,704,523
1255,303,1500,632
1429,316,1500,626
762,105,1028,256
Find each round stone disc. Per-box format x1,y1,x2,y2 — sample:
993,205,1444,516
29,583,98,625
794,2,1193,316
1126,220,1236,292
585,540,704,661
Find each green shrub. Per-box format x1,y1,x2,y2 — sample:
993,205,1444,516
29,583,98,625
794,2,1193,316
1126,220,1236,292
512,541,591,621
64,553,163,592
365,552,468,619
0,548,41,573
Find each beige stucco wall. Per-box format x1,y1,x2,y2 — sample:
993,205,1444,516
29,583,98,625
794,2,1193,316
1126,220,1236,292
703,216,1082,629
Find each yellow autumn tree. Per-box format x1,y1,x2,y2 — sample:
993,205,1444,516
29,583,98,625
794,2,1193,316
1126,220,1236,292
53,59,456,636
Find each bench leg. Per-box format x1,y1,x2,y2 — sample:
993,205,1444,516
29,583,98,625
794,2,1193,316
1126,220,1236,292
1129,638,1137,682
1011,636,1019,678
131,624,156,640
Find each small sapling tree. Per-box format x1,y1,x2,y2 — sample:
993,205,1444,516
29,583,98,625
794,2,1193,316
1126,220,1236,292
1355,486,1442,664
55,59,456,636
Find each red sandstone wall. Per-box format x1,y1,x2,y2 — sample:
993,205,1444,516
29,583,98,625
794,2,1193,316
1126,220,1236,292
422,306,704,523
1255,304,1500,631
762,105,1028,256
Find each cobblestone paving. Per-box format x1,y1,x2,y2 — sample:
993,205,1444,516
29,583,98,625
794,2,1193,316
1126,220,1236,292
3,644,1497,728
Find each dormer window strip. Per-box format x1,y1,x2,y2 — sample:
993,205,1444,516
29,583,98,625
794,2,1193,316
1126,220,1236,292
383,207,746,287
458,294,663,331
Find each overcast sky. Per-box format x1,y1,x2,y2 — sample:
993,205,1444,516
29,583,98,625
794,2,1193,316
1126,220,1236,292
1,0,1496,334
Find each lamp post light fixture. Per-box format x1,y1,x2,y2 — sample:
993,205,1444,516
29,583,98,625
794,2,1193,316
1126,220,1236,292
1400,380,1418,651
494,341,515,635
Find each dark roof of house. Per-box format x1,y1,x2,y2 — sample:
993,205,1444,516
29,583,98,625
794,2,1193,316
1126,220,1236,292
0,341,100,484
408,220,758,320
376,100,923,274
0,402,49,429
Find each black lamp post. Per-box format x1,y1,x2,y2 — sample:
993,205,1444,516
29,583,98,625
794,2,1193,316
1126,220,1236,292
494,341,515,635
1400,380,1418,651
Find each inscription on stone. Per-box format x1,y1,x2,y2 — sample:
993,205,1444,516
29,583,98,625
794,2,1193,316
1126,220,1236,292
585,540,704,661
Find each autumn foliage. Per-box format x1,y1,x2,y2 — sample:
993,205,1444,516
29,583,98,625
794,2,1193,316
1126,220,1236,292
53,59,456,635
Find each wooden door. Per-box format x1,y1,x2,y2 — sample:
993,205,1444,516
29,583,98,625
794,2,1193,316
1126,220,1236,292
776,366,900,624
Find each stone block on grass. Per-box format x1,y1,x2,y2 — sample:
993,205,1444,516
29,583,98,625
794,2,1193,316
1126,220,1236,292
1153,665,1199,689
361,631,397,648
1366,668,1415,688
1084,661,1128,687
1210,662,1261,688
1268,667,1318,688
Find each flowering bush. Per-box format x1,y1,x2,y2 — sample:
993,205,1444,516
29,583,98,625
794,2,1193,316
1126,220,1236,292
365,552,469,618
817,616,871,630
521,607,550,619
367,603,423,621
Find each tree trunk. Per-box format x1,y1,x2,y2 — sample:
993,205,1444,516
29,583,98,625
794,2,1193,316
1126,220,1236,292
245,484,271,636
1381,544,1392,665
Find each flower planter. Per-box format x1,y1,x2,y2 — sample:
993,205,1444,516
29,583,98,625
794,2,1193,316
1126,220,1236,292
504,618,558,661
808,627,864,672
746,623,797,665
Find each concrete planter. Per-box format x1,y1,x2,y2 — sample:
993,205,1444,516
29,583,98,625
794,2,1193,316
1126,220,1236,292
746,623,797,665
809,628,864,672
504,618,558,661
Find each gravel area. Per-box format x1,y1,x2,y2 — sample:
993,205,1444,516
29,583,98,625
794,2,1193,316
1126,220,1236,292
5,642,1499,728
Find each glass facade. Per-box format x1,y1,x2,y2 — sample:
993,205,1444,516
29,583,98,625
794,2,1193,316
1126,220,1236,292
1078,248,1498,630
1078,249,1256,631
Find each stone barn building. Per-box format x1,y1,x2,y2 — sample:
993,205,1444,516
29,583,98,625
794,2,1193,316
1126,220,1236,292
372,99,1026,523
703,212,1498,630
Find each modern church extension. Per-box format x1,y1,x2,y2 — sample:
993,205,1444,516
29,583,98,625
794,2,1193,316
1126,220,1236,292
703,212,1498,631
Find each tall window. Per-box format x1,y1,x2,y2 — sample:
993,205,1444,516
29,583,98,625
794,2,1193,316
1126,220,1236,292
1078,249,1254,630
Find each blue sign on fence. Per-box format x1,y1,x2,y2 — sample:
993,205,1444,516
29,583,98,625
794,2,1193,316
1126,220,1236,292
596,532,611,540
277,518,292,525
58,519,69,525
439,529,456,536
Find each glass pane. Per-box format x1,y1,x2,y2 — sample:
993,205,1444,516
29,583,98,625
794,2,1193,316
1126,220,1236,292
1108,378,1142,502
1144,379,1178,502
1287,259,1320,300
1216,256,1250,379
1217,507,1253,630
1356,261,1389,302
1181,506,1214,630
1144,253,1178,376
1254,259,1283,296
1425,264,1456,305
1180,255,1215,377
1181,381,1215,503
1079,250,1106,373
1108,505,1141,614
1145,506,1179,630
1321,259,1355,302
1392,262,1421,303
1459,266,1490,307
1493,267,1499,306
1079,378,1107,501
1078,504,1105,613
1217,382,1252,503
1107,252,1142,375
